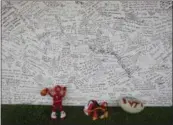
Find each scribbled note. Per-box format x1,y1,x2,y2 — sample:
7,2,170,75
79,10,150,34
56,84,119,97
1,1,172,106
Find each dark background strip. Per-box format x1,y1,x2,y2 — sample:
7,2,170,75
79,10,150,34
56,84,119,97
1,105,173,125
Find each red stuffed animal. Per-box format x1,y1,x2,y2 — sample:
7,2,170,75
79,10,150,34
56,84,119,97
84,100,108,120
40,85,67,119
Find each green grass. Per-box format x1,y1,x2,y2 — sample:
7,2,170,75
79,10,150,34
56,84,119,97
1,105,173,125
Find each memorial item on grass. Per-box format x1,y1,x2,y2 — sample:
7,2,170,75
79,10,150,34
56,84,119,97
119,96,144,113
84,100,108,120
40,85,67,119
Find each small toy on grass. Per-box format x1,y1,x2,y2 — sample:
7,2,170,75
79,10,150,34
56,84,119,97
40,85,67,120
84,100,108,120
119,96,144,114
